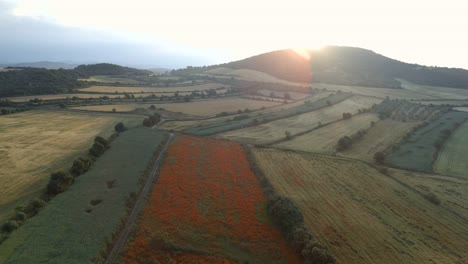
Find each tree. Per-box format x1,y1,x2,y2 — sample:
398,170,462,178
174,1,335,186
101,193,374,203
2,220,19,233
337,136,352,151
149,104,156,110
47,171,74,195
112,108,116,112
70,157,92,176
89,142,106,157
23,198,46,217
114,122,126,133
94,136,109,148
284,93,291,100
285,131,291,139
374,152,385,164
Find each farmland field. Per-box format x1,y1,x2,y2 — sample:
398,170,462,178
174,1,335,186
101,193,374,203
414,100,468,106
251,148,468,264
387,111,468,172
123,135,300,263
399,79,468,100
455,107,468,112
312,83,437,99
256,89,311,100
219,96,381,144
4,93,127,102
340,119,420,161
0,110,142,221
78,75,142,84
0,128,168,263
433,120,468,178
274,113,379,154
78,83,227,94
202,67,305,85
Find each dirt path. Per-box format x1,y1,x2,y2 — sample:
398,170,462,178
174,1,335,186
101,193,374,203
104,132,174,264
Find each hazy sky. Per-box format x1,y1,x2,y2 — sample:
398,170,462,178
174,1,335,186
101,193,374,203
1,0,467,68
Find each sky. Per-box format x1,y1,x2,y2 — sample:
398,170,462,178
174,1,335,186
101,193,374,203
0,0,467,69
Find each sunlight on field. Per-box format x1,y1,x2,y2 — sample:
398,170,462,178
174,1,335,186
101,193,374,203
399,79,468,100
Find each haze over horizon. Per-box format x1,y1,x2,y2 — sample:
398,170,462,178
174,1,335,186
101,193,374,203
1,0,467,69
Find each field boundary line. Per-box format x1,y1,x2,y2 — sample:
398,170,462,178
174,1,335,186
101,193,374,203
104,132,175,264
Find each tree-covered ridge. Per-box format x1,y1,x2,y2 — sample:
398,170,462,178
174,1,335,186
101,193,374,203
0,68,86,97
74,63,152,77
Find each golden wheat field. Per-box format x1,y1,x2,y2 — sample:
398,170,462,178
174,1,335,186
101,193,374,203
399,79,468,100
275,113,379,154
0,110,142,221
339,119,420,161
251,148,467,264
4,93,126,102
219,96,382,144
78,83,228,94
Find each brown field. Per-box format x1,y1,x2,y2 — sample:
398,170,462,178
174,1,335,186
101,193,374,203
340,119,420,161
274,113,379,154
0,110,142,221
78,83,228,94
312,83,437,99
219,96,382,144
390,168,468,220
399,79,468,100
251,148,468,264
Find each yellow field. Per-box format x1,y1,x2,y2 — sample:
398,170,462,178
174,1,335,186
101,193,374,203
0,110,142,221
202,67,306,85
251,148,467,264
390,168,468,220
340,119,420,161
71,104,154,112
219,96,382,144
399,79,468,99
275,113,379,154
312,83,437,99
78,83,228,94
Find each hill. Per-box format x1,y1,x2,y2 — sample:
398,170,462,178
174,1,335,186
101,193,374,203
223,46,468,89
73,63,152,77
0,61,78,69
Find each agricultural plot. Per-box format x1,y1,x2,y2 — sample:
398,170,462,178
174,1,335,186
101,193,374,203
78,75,142,84
256,89,311,100
312,83,437,99
399,79,468,99
414,100,468,106
390,169,468,220
123,135,300,263
251,148,468,264
78,83,227,94
4,93,126,102
275,113,379,154
433,120,468,178
202,67,305,85
219,96,381,144
0,128,168,263
0,110,142,221
455,107,468,112
340,119,420,161
185,92,352,137
387,111,468,172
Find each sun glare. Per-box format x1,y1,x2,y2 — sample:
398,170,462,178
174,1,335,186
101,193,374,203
292,48,311,60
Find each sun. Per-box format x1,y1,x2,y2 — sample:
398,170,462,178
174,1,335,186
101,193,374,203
292,48,311,60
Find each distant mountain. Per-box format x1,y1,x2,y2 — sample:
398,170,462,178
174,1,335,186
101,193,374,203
0,61,78,69
73,63,152,77
223,46,468,89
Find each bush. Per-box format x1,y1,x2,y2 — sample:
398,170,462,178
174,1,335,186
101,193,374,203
143,113,161,127
89,142,106,157
114,122,126,133
94,136,109,148
2,220,19,233
47,171,74,195
267,195,304,233
302,240,336,264
374,152,385,164
13,211,27,222
337,136,352,151
425,192,441,205
70,157,93,176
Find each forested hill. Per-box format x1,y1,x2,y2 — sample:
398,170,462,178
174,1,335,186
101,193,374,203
0,63,152,97
224,46,468,89
0,68,85,97
74,63,152,77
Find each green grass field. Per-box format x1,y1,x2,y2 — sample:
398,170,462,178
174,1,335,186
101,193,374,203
0,127,168,264
434,120,468,178
387,111,468,172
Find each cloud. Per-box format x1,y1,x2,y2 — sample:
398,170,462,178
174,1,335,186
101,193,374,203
0,1,221,68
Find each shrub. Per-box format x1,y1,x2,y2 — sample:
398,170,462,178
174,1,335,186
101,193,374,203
89,142,106,157
425,192,441,205
94,136,109,148
114,122,126,133
70,157,93,176
2,220,19,233
337,136,352,151
47,171,74,195
13,212,27,222
302,240,336,264
143,113,161,127
374,152,385,164
267,195,304,233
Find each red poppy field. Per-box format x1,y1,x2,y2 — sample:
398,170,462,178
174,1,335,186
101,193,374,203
124,135,300,263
